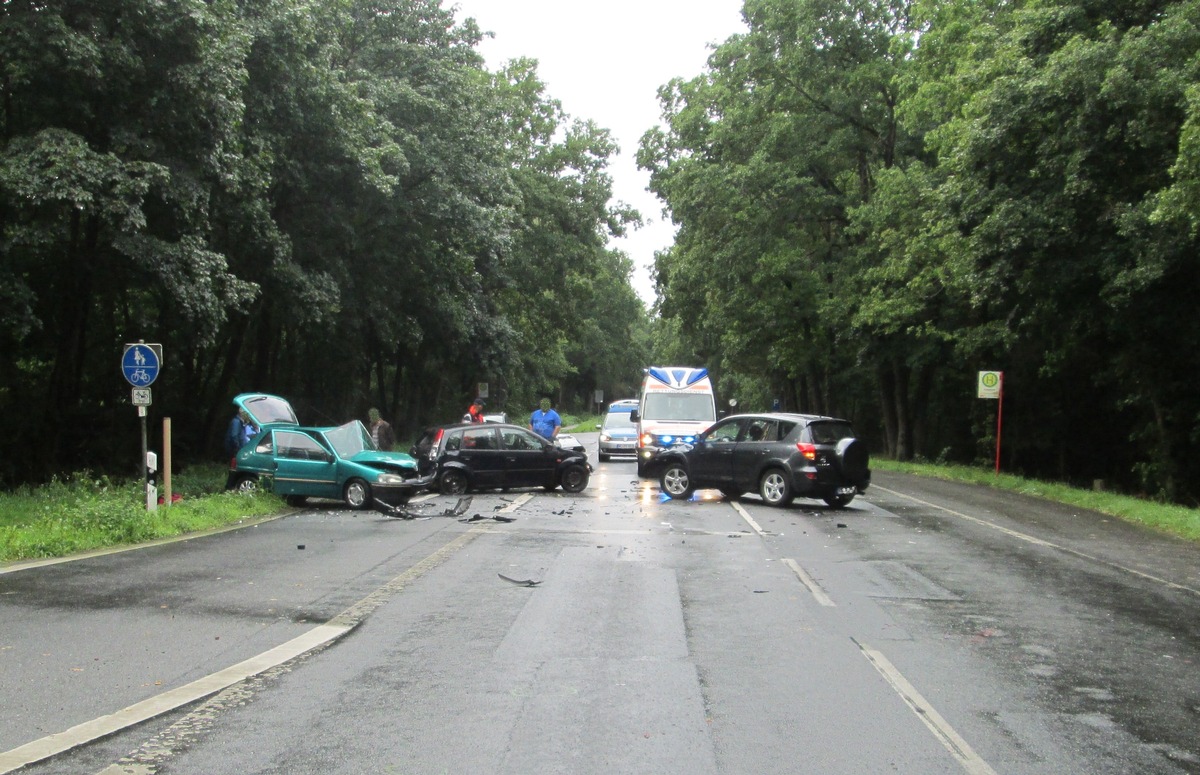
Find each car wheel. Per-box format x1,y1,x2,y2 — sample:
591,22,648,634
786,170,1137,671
823,493,854,509
343,479,371,510
636,460,646,478
599,453,610,462
560,464,590,493
759,469,793,506
660,463,694,499
719,488,743,500
285,494,307,507
440,469,468,495
233,474,258,494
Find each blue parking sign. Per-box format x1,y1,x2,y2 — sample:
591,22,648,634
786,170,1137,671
122,343,161,387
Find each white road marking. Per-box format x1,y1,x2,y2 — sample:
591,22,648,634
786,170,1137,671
499,493,534,513
782,558,836,607
0,626,349,775
874,485,1200,597
855,640,1000,775
0,527,487,774
730,501,767,536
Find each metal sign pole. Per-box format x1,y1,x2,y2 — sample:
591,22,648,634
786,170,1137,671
977,370,1004,474
140,413,149,506
123,342,163,511
995,380,1003,475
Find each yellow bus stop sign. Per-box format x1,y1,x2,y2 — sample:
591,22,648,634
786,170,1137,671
977,371,1003,399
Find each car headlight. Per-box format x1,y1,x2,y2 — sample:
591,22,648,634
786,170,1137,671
376,473,408,484
600,433,611,441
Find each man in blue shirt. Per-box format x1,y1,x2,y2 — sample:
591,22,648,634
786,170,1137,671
529,398,561,440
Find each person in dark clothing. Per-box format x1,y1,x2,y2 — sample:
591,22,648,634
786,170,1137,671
368,407,396,451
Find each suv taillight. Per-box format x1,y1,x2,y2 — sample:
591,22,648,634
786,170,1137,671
796,442,817,460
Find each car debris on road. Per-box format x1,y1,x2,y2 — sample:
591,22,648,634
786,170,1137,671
371,496,472,520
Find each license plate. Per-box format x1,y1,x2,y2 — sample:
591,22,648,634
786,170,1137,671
837,486,856,495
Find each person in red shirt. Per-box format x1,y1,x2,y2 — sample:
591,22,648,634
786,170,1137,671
466,399,486,423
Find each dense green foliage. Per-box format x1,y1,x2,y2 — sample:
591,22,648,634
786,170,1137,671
641,0,1200,503
0,0,650,485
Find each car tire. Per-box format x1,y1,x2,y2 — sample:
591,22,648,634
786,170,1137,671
599,453,610,462
636,459,647,478
560,463,590,493
719,488,743,500
823,493,855,509
343,479,371,510
440,469,469,495
759,469,793,507
233,474,258,494
660,463,694,499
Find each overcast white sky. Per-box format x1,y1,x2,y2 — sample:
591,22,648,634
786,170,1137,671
450,0,747,306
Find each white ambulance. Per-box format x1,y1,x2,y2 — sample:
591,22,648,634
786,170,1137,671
631,366,718,477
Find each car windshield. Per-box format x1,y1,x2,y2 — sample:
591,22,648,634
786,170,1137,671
324,421,375,456
603,411,635,429
809,421,854,444
642,393,715,422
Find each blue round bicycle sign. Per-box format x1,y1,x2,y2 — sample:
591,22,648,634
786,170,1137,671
122,343,161,387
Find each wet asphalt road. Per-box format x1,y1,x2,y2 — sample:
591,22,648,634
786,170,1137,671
2,434,1198,774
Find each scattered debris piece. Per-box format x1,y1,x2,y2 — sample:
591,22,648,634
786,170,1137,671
372,496,472,520
297,545,305,550
498,573,541,587
837,523,848,528
460,512,517,523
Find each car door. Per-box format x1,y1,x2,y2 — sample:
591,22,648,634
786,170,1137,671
451,426,505,489
271,430,338,498
688,418,743,487
732,418,779,490
500,427,557,488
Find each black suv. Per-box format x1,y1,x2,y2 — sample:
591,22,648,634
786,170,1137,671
412,422,591,495
656,413,870,508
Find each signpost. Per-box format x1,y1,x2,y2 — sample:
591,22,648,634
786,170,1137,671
977,371,1004,474
123,343,163,510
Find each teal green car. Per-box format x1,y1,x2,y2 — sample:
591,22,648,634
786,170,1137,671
228,393,433,508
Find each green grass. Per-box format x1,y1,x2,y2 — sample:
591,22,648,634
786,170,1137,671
0,464,286,563
874,459,1200,543
563,414,603,433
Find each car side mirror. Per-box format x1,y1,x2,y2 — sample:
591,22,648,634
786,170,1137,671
630,410,639,422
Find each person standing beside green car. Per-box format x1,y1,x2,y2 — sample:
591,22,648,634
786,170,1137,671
368,407,396,451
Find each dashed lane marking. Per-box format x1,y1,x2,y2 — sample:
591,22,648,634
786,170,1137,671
730,501,767,536
783,558,836,607
855,639,999,775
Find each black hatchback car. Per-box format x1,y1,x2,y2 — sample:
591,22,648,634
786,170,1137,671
413,422,591,495
656,413,870,508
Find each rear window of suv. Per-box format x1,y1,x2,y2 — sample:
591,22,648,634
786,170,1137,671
807,421,854,445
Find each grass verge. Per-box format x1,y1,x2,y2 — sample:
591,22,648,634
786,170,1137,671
874,459,1200,543
0,464,286,564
